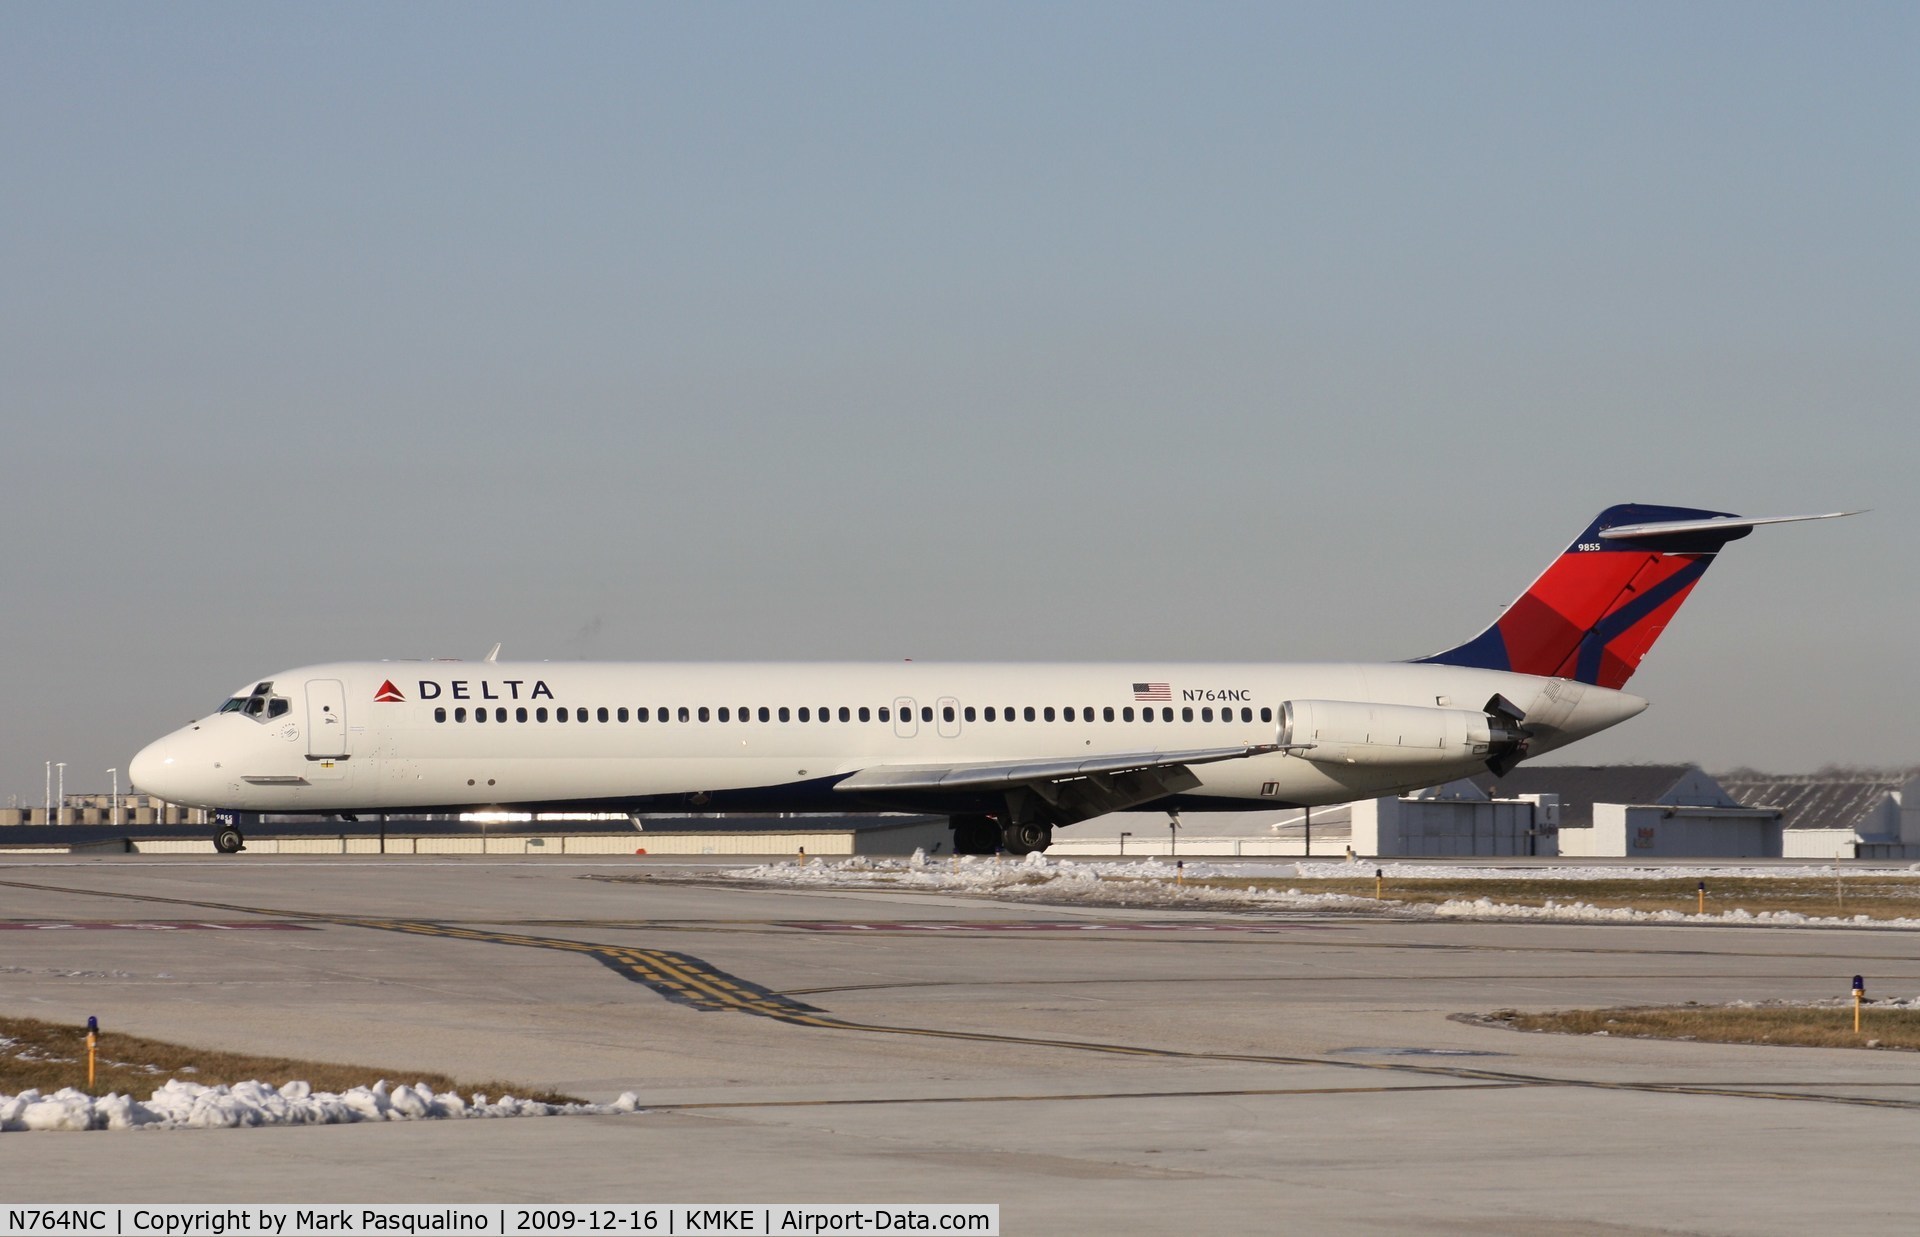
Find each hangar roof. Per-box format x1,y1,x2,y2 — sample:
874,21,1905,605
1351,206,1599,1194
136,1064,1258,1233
1716,777,1902,831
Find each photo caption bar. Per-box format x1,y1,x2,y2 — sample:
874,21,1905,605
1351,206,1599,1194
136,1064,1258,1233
0,1207,999,1237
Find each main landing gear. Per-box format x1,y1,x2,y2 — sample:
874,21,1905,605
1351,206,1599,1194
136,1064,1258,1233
949,814,1053,857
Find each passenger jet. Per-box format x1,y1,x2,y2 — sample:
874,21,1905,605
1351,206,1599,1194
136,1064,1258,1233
130,504,1850,855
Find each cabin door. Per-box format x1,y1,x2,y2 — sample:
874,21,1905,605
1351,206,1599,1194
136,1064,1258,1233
306,679,350,760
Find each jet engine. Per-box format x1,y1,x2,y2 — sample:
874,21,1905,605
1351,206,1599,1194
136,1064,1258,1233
1278,696,1530,773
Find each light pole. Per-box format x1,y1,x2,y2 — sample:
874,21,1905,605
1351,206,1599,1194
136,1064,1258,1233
108,769,119,827
45,761,51,827
55,763,65,826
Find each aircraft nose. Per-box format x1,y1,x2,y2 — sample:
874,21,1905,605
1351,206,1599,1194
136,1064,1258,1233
129,735,186,801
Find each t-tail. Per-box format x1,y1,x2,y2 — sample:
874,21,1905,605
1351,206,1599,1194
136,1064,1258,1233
1416,503,1858,690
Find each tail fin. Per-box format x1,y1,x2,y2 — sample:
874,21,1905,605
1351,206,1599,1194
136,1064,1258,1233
1417,504,1856,689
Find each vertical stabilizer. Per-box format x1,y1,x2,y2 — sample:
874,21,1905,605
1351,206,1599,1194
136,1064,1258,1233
1416,504,1854,689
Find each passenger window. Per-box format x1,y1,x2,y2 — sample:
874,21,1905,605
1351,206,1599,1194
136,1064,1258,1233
1103,706,1114,722
984,706,996,722
678,706,690,723
555,708,567,723
858,706,870,722
839,706,851,722
435,707,447,723
760,706,771,722
497,707,508,722
798,707,810,722
963,706,975,722
943,705,955,723
1043,706,1056,722
576,707,587,722
518,707,529,722
1063,706,1075,722
779,706,791,722
537,707,549,722
617,707,628,723
920,706,931,723
717,707,730,722
1162,707,1173,722
1084,706,1094,722
455,707,468,722
1202,707,1213,722
821,707,832,723
1023,706,1036,722
1182,707,1194,722
698,707,710,722
877,706,888,722
636,707,650,723
1260,707,1272,723
1141,707,1153,723
599,707,611,723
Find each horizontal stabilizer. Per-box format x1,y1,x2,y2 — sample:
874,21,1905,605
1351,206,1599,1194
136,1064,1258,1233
1598,510,1861,543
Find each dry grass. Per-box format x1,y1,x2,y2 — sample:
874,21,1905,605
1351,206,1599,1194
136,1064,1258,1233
0,1015,580,1101
1187,875,1920,919
1483,1004,1920,1051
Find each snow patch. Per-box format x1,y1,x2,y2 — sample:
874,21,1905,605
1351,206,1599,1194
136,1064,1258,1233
721,857,1920,926
0,1080,643,1132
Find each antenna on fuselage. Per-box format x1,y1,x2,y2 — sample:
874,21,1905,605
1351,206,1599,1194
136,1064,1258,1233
484,643,502,663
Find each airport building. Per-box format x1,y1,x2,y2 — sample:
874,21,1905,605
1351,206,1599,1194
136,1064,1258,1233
1349,766,1919,860
0,793,207,827
1719,773,1920,859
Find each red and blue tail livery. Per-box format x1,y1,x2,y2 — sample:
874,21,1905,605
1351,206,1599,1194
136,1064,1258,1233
1417,504,1856,690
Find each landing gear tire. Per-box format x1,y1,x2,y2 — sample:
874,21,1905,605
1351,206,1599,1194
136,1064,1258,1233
214,826,246,854
1000,820,1053,856
951,815,999,856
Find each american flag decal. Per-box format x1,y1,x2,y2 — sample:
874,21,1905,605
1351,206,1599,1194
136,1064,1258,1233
1132,682,1171,701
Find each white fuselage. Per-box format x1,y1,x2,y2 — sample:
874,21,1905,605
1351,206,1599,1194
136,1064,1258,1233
129,659,1647,822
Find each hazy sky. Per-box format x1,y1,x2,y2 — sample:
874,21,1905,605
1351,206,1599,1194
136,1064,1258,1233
3,3,1913,805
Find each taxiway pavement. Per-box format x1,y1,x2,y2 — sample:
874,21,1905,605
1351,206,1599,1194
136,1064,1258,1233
3,855,1918,1234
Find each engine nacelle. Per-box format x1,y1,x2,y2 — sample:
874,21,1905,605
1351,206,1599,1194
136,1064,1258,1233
1278,699,1525,769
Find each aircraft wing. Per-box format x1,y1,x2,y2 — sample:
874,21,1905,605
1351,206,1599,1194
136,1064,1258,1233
832,744,1290,822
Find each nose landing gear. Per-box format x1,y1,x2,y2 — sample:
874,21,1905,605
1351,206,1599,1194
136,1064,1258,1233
212,809,250,854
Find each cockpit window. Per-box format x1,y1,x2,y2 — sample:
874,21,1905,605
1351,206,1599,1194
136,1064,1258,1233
223,681,289,724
